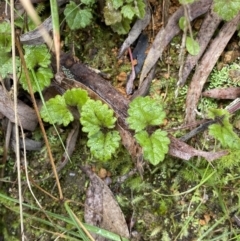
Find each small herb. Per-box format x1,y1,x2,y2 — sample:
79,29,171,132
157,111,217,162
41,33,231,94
127,96,170,165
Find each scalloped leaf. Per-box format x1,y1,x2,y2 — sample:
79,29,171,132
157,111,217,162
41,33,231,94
112,0,123,9
64,1,93,30
24,44,51,69
207,108,240,149
121,5,135,19
64,88,89,109
80,100,117,137
40,95,74,126
134,0,146,18
87,130,121,161
20,67,53,93
213,0,240,21
135,130,170,165
127,96,166,132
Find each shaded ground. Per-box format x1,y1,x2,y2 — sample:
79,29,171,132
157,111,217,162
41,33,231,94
1,0,240,240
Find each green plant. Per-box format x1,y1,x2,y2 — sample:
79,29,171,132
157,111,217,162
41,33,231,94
64,0,95,30
40,88,121,161
103,0,146,34
19,44,53,93
0,22,20,79
126,96,170,165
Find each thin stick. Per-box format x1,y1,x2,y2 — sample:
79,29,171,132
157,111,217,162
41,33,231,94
15,38,63,200
10,0,24,239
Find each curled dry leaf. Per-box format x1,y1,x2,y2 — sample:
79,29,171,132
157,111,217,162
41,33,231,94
82,166,130,241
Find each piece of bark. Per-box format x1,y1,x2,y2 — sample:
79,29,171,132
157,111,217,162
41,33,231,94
139,0,212,85
177,6,221,86
169,135,228,161
202,87,240,99
82,166,130,241
0,86,38,131
185,12,240,124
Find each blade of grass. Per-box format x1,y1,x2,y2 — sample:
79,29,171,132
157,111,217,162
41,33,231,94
64,201,94,241
50,0,60,72
0,193,130,241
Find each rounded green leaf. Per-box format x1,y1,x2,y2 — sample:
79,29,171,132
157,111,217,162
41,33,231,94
179,16,187,31
127,96,166,132
40,95,74,126
186,37,200,56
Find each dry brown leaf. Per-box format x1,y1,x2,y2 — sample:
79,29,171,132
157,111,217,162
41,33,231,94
82,166,130,241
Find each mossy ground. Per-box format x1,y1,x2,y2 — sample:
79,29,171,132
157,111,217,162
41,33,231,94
1,4,240,241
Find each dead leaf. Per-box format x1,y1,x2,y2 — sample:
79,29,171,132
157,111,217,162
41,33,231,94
82,166,130,241
0,85,38,131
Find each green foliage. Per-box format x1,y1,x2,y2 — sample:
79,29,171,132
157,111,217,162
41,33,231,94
19,45,53,93
127,96,170,165
135,130,170,165
41,88,120,162
24,45,51,69
80,100,117,136
178,16,187,31
0,22,20,79
103,0,146,34
63,88,89,110
127,96,166,132
80,100,120,161
0,22,12,52
64,1,94,30
186,37,200,56
40,95,74,126
207,108,240,149
87,130,121,161
213,0,240,21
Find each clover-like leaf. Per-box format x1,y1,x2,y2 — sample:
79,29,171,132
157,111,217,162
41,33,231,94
64,1,93,30
135,0,146,18
81,0,95,6
87,130,121,161
40,95,74,126
20,67,53,93
64,88,89,109
24,45,51,69
80,99,117,137
186,37,200,56
135,130,170,165
112,0,123,9
127,96,166,132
